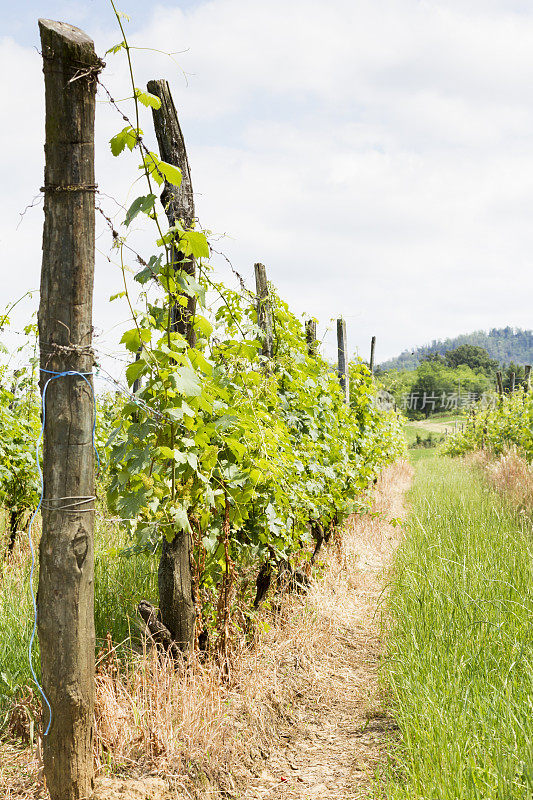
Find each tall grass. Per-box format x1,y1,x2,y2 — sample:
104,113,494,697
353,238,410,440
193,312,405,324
384,455,533,799
0,513,158,721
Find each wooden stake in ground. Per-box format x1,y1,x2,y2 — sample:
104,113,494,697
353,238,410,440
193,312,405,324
369,335,376,375
525,365,531,392
496,371,504,398
148,78,196,345
254,263,274,358
337,318,349,403
305,319,317,357
147,78,196,652
37,19,101,800
510,372,516,393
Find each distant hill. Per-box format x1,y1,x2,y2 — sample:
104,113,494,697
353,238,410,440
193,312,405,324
378,327,533,371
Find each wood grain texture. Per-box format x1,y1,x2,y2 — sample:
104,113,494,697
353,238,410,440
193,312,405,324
254,263,274,359
306,320,317,357
337,318,349,403
37,19,100,799
147,78,196,652
370,335,376,375
147,78,196,347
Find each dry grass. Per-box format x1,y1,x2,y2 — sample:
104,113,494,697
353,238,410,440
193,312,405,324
1,460,412,799
466,448,533,511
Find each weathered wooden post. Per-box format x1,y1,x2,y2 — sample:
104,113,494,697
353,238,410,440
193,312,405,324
147,78,196,651
148,78,196,345
369,335,376,375
254,263,274,358
496,371,504,398
38,19,101,800
524,365,531,392
132,347,142,395
305,319,317,357
510,372,516,393
337,318,349,403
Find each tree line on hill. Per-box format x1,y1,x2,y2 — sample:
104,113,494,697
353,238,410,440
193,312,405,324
379,327,533,372
376,344,528,418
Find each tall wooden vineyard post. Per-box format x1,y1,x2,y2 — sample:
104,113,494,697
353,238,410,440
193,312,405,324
306,319,317,357
510,372,516,393
525,365,531,392
254,263,274,359
369,335,376,375
337,318,349,403
147,78,196,651
37,19,101,800
496,371,504,399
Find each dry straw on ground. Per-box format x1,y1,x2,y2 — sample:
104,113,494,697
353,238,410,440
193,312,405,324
1,460,411,800
467,448,533,511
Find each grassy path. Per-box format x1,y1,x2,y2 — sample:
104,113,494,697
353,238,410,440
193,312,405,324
384,451,533,800
245,462,412,800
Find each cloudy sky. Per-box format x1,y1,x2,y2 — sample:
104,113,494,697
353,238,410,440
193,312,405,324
2,0,533,369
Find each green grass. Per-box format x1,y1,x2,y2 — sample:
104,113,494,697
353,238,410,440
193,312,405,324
0,514,158,720
384,455,533,799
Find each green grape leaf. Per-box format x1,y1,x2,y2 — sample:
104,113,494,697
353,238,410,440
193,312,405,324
169,506,192,538
124,194,156,227
174,367,202,397
158,161,182,187
140,152,164,186
181,231,209,259
120,328,140,353
106,41,126,55
126,359,146,386
110,126,141,156
134,88,162,109
135,254,163,285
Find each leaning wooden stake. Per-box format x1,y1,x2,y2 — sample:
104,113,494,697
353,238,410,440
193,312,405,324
148,78,196,346
369,335,376,374
254,263,274,358
147,78,196,652
496,370,504,398
38,19,101,800
305,319,317,357
337,318,349,403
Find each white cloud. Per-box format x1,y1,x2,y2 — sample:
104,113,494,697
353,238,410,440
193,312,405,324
2,0,533,369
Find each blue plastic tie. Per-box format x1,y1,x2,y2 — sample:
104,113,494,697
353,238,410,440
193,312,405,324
28,369,98,736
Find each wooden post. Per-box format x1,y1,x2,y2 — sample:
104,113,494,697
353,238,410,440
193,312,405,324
147,79,196,652
337,318,349,403
254,263,274,358
524,365,531,392
510,372,516,393
369,335,376,374
37,19,101,800
147,78,196,346
132,347,142,395
305,319,317,357
496,371,504,397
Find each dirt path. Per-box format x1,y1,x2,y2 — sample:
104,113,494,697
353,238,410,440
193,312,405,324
245,461,412,799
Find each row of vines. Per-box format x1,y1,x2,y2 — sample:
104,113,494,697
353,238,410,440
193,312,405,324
1,9,405,673
443,388,533,460
0,278,405,658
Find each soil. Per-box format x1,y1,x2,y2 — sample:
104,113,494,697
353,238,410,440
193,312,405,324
242,462,411,799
